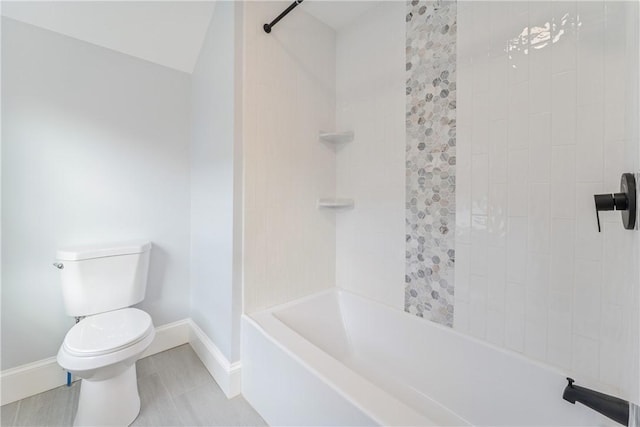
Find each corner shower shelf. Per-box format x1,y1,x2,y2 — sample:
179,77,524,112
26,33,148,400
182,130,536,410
318,131,354,144
317,198,354,209
317,130,354,211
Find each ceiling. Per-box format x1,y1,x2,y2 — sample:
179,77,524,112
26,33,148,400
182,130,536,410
302,1,379,31
1,1,216,73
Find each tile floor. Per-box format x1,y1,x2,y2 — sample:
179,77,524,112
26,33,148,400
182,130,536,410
0,345,266,426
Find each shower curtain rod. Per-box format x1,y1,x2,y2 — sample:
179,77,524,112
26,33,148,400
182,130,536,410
263,0,304,33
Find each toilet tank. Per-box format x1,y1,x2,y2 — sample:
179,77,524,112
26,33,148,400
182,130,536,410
56,241,152,317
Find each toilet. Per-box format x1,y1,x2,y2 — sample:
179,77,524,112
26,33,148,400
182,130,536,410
55,241,155,427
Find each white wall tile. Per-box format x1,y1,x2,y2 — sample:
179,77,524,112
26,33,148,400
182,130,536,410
527,252,550,297
505,282,526,352
487,183,508,248
602,224,635,306
507,149,529,217
486,309,505,347
456,1,475,65
508,82,529,151
528,113,551,183
551,2,578,73
525,319,548,361
603,141,625,192
455,243,471,304
576,103,604,183
473,92,490,154
457,65,473,125
489,2,509,57
507,217,528,283
529,46,552,115
599,305,623,387
471,215,488,275
508,32,529,86
550,218,575,295
573,259,602,340
548,291,573,369
456,1,639,395
489,120,508,183
473,56,490,95
603,1,628,143
469,274,488,339
456,124,473,246
573,334,600,380
528,183,551,254
551,71,577,146
454,301,470,335
577,1,605,26
577,14,604,107
550,145,576,218
472,154,489,215
487,245,507,311
489,56,508,120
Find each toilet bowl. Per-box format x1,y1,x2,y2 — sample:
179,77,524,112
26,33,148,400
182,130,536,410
57,308,155,426
54,241,154,426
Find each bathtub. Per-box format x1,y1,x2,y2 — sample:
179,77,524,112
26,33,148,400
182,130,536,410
242,289,614,426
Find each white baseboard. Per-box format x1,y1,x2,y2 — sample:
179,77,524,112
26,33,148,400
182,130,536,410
0,318,240,406
187,320,241,398
140,318,191,359
0,356,68,407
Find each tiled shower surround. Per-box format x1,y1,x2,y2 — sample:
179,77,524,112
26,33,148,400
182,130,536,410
405,0,457,326
455,1,639,397
405,0,639,398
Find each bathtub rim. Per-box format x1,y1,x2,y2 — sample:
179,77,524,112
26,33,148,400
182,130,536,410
246,288,470,426
244,315,444,426
252,286,602,393
246,288,625,426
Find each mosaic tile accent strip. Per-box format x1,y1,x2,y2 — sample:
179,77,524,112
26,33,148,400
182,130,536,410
405,0,457,326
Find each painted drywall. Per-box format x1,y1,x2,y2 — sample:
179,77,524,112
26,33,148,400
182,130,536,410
334,2,405,310
190,1,242,363
1,1,215,73
455,1,640,399
1,17,191,369
242,1,337,313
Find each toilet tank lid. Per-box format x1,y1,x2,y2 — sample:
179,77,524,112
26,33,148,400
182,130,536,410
56,241,152,261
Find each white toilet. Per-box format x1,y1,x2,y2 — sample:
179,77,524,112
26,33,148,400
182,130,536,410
55,241,155,427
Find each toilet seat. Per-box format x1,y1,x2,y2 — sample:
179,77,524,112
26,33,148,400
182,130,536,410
63,308,153,357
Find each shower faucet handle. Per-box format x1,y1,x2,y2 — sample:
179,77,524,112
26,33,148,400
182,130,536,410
594,173,636,232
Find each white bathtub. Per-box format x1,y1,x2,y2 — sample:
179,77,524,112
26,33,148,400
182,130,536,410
242,289,615,426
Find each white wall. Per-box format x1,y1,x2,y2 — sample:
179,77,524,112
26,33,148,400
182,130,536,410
335,2,405,309
190,1,242,363
242,1,337,313
1,17,191,370
455,1,640,399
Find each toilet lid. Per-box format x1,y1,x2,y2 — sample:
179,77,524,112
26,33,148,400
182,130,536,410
63,308,153,357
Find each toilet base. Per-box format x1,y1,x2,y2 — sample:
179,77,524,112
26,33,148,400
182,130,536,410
74,364,141,426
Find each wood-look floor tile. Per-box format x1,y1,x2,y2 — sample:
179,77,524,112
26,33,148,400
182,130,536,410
136,353,158,379
13,382,79,427
131,373,182,427
6,345,266,427
173,381,266,426
1,401,20,426
152,345,213,398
